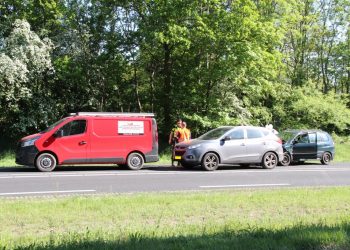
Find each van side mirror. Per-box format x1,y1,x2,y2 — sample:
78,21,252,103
53,130,63,138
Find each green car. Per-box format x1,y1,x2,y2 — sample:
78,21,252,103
279,129,335,166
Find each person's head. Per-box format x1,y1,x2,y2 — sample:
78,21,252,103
182,121,187,128
176,119,182,128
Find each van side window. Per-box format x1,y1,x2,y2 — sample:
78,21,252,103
247,128,263,139
60,120,86,136
228,129,244,140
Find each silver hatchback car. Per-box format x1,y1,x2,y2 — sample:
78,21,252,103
174,126,284,171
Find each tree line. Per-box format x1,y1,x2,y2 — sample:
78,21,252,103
0,0,349,146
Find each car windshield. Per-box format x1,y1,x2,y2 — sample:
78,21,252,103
280,130,298,143
198,127,233,140
40,118,68,133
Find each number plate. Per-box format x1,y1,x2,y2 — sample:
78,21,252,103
174,156,181,160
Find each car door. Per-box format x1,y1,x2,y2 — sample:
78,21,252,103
219,128,246,163
52,119,89,164
244,128,266,162
292,132,317,160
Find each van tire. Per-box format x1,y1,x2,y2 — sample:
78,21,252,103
35,153,57,172
321,152,331,165
201,152,219,171
262,152,277,169
127,153,144,170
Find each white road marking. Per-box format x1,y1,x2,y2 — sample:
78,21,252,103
0,189,96,196
200,183,291,188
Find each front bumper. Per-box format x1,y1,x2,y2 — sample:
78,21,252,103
16,145,39,166
174,148,202,165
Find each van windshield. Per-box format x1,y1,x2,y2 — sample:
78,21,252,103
40,118,68,133
198,127,233,140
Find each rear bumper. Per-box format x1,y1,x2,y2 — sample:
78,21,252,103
16,145,39,166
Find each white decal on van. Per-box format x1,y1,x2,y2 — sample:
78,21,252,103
118,121,144,135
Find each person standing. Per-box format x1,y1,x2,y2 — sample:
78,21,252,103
182,121,191,142
169,119,185,166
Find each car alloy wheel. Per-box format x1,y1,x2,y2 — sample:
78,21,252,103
201,153,219,171
262,152,277,169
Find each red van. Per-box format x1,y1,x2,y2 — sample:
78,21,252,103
16,112,159,172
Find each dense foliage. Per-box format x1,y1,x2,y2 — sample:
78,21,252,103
0,0,349,144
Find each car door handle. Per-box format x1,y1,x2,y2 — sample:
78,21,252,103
79,141,87,145
240,143,245,146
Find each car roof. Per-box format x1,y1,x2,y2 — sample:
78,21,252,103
218,125,268,129
283,129,327,134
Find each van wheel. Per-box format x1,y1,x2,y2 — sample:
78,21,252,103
262,152,277,169
127,153,144,170
35,153,57,172
201,153,219,171
321,152,331,165
280,153,291,166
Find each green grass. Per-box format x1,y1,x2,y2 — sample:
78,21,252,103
1,187,350,249
332,134,350,162
0,151,18,167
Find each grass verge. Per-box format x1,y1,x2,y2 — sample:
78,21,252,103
1,187,350,249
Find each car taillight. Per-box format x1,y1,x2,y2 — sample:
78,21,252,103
276,138,282,144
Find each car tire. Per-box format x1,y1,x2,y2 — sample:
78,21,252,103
35,153,57,172
201,153,219,171
280,153,291,166
127,152,144,170
321,152,331,165
262,152,277,169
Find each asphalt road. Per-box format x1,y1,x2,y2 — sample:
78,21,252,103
1,163,350,197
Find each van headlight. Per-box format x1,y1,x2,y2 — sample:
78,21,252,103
21,137,40,147
189,144,201,150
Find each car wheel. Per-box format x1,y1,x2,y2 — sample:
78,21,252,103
127,153,144,170
201,153,219,171
321,152,331,165
280,153,291,166
262,152,277,169
181,161,195,169
35,153,57,172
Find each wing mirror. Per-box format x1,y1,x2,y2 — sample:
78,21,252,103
53,130,63,138
223,136,231,141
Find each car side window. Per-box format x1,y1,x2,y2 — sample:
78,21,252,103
228,129,244,140
309,133,316,143
247,128,263,139
295,134,308,143
60,120,86,137
317,132,329,142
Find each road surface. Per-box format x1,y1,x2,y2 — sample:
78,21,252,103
0,163,349,197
